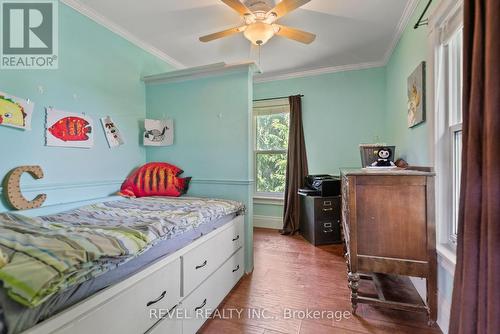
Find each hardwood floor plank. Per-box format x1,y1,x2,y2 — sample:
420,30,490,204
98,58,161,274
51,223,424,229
199,228,442,334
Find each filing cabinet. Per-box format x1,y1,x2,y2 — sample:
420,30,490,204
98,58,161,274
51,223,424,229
299,194,342,245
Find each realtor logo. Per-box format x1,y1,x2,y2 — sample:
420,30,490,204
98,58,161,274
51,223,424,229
1,0,58,69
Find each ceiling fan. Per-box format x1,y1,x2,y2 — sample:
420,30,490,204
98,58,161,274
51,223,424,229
199,0,316,46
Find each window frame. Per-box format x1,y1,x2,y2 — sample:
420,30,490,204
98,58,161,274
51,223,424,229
443,27,463,247
252,98,290,199
431,0,464,258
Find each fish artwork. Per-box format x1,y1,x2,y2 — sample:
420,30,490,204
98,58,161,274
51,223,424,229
0,92,34,130
49,117,92,141
46,108,94,148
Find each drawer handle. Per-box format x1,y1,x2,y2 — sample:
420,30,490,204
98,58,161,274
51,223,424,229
192,233,204,241
232,235,240,242
146,290,166,307
323,208,333,212
323,229,334,233
195,260,208,270
232,265,240,272
195,298,207,311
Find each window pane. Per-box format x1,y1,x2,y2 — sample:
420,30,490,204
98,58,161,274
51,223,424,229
457,29,463,124
448,28,463,126
452,130,462,242
256,152,287,193
256,112,289,151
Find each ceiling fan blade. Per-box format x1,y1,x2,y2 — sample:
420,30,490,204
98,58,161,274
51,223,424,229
275,25,316,44
220,0,252,16
199,26,246,42
267,0,311,19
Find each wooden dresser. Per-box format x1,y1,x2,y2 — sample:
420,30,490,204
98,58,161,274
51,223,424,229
341,167,437,323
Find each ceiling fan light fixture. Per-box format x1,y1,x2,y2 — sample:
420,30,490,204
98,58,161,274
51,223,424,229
243,22,275,45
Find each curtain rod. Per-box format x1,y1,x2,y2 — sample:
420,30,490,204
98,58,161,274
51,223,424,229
414,0,433,29
253,95,304,102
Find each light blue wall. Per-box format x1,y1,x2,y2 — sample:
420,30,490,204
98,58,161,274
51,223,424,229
0,3,173,211
253,67,387,217
145,70,254,272
254,203,283,217
385,1,433,165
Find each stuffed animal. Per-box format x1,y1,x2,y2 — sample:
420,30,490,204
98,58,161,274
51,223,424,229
119,162,191,198
371,147,396,167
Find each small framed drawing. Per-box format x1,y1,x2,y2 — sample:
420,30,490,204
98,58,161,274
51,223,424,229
407,61,426,128
101,116,125,148
144,119,174,146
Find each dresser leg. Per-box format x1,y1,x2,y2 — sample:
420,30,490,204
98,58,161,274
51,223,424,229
348,272,360,314
427,253,438,324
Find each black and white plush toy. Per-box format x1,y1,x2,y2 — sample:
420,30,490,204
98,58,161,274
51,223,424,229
371,147,396,167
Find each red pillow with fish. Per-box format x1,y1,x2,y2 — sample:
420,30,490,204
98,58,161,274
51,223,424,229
119,162,191,198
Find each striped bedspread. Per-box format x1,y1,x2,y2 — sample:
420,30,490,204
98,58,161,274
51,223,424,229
0,197,244,308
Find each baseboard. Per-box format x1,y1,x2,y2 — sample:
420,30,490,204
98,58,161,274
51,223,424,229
253,215,282,229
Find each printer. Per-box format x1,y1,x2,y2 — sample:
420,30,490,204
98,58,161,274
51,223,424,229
299,174,341,197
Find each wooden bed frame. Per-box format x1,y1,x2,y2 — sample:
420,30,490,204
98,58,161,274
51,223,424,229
13,197,245,334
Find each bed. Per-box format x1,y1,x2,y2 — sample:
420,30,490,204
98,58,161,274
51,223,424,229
0,196,246,334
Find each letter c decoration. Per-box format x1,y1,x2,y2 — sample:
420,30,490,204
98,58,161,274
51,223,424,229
3,166,47,210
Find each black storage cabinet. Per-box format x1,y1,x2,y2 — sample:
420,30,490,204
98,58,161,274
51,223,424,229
299,194,342,245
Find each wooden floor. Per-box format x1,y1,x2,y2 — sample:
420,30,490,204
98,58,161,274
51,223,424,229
200,228,442,334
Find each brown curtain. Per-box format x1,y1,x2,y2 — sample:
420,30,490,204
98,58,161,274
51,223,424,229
281,95,308,235
449,1,500,334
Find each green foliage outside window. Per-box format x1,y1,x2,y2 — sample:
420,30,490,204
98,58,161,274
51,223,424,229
255,112,289,193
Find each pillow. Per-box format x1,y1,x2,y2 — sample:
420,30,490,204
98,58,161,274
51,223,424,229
119,162,191,198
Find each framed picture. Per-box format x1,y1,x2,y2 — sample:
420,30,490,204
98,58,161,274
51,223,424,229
101,116,125,148
407,61,426,128
144,119,174,146
46,108,94,148
0,91,34,130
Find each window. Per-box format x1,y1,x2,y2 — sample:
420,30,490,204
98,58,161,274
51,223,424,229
445,29,463,244
435,4,463,249
253,99,290,197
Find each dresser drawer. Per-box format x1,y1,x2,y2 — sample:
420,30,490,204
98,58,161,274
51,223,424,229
182,248,244,334
54,258,181,334
182,216,243,296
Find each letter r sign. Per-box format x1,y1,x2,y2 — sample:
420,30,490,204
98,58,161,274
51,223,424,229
1,0,58,69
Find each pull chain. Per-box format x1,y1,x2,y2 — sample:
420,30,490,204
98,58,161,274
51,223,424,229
258,44,261,66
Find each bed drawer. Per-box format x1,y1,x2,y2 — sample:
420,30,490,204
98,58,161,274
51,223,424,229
182,216,243,296
182,248,244,334
146,312,182,334
54,258,181,334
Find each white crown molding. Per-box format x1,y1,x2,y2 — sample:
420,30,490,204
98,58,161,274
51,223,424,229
60,0,185,69
253,61,385,83
142,61,261,84
253,0,420,84
382,0,421,64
